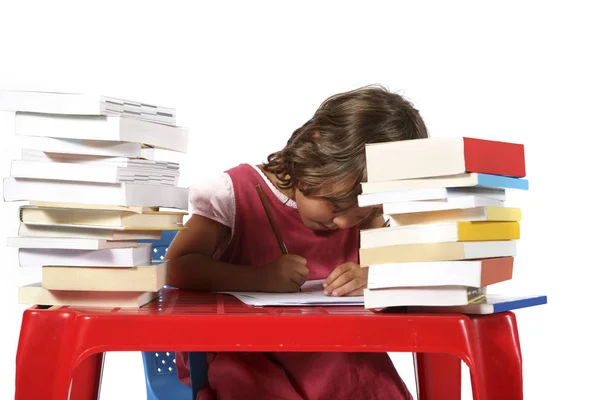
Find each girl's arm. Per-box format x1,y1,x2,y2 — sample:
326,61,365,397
165,214,264,291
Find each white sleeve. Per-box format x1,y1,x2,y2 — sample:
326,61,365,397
188,172,235,228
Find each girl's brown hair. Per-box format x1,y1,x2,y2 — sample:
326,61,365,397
263,84,428,209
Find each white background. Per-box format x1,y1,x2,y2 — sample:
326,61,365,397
1,1,598,399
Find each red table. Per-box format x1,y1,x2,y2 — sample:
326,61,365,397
15,288,523,400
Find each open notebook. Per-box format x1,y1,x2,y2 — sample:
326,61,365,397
218,279,364,306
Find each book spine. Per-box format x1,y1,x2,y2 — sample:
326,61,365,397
463,138,526,178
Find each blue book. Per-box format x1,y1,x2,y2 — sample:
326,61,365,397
405,294,547,314
360,172,528,194
475,173,529,190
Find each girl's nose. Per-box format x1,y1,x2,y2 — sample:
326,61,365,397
332,215,355,229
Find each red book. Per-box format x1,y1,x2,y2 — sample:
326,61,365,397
365,137,525,182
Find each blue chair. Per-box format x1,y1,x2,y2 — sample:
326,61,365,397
139,230,208,400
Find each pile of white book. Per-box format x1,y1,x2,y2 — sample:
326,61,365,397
357,137,547,314
1,91,189,308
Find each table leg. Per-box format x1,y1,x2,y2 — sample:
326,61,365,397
471,312,523,400
15,309,77,400
414,352,461,400
70,352,105,400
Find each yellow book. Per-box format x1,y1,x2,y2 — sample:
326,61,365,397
360,221,520,249
41,263,168,292
19,205,186,230
388,206,521,226
19,282,158,308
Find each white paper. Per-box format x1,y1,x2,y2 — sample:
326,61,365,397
218,279,364,306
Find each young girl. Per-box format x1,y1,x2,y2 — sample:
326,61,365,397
168,85,429,400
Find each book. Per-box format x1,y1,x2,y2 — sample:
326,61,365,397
18,136,156,159
18,243,152,267
18,282,158,308
0,90,176,125
15,112,187,153
367,257,514,289
17,222,162,240
365,137,526,182
404,294,547,314
20,149,179,170
360,173,529,194
360,221,520,248
41,263,168,292
383,195,503,215
18,205,186,230
27,201,157,213
388,206,521,226
357,186,506,207
7,236,138,250
10,160,179,186
359,240,517,266
3,178,189,209
364,286,486,309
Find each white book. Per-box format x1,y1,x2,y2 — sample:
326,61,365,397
383,196,503,215
357,186,505,207
364,286,486,309
10,160,178,186
18,243,152,267
0,90,176,125
7,236,138,250
18,136,155,159
21,149,179,170
359,240,518,265
15,112,187,153
367,257,514,289
3,178,189,209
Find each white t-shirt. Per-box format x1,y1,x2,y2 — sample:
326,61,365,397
189,165,297,228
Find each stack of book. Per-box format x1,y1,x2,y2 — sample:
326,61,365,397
358,136,547,314
1,90,189,308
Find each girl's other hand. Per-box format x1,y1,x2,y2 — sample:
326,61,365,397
323,263,367,297
260,254,309,293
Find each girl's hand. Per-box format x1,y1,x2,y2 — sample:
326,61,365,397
323,263,368,297
260,254,309,292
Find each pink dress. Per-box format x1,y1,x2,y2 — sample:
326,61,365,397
176,163,413,400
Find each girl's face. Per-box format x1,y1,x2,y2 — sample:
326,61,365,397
294,187,379,231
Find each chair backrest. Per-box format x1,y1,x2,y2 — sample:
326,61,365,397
141,351,192,400
139,230,201,400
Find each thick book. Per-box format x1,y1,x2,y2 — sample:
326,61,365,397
367,257,514,289
10,160,179,186
358,186,506,207
15,112,187,153
7,236,138,250
19,205,186,230
19,136,155,159
3,178,189,209
18,243,152,267
365,137,526,182
359,240,517,266
41,263,168,292
18,282,158,308
0,90,176,125
360,221,520,248
20,149,179,170
388,206,521,226
383,195,503,215
405,294,547,314
360,173,529,194
364,286,486,309
17,222,162,240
